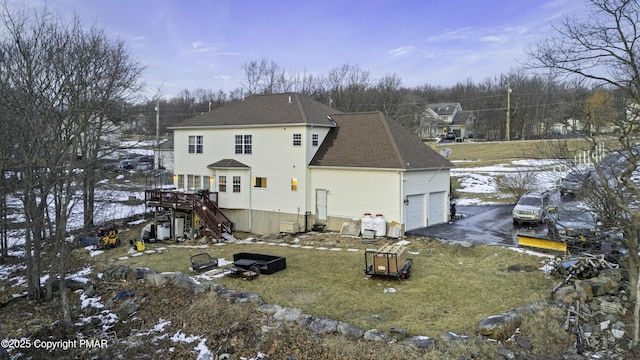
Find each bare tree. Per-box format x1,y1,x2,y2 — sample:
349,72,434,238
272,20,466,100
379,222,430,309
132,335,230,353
528,0,640,347
0,4,143,327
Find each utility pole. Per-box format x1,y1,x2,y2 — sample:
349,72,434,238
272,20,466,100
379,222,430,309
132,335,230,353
155,99,160,170
506,82,511,141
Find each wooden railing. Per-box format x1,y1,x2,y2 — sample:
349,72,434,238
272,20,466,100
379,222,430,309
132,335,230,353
144,189,233,238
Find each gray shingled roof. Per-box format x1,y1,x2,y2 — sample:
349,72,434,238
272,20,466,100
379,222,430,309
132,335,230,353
452,110,475,125
309,112,454,170
170,93,341,128
207,159,250,169
427,102,460,116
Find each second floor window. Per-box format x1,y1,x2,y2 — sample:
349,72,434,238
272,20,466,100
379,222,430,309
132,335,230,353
312,134,319,146
189,135,202,154
235,134,252,154
293,133,302,146
188,135,203,154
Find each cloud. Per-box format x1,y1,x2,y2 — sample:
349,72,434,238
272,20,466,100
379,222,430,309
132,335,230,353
427,28,472,42
388,46,414,57
480,35,503,43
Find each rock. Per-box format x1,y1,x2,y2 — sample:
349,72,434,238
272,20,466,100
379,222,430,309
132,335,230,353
145,273,172,287
497,347,515,359
553,285,580,304
116,297,139,317
403,335,436,350
126,267,155,281
257,304,282,315
389,326,407,340
573,280,594,301
170,274,198,290
84,284,96,297
363,329,389,341
477,312,522,341
337,322,365,338
103,266,130,281
306,316,339,334
273,307,303,322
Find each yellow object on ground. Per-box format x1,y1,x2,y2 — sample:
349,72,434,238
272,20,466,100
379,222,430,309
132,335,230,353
135,239,145,252
517,234,567,253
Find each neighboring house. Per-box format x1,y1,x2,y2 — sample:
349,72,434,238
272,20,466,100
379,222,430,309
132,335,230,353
419,102,475,139
163,93,454,236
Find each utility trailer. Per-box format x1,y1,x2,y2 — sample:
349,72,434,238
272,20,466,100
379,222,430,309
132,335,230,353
364,243,413,280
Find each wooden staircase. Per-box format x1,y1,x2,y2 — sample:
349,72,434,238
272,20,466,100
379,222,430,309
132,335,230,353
144,189,233,239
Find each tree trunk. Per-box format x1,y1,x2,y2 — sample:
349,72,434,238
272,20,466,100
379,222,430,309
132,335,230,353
59,243,72,328
0,320,9,360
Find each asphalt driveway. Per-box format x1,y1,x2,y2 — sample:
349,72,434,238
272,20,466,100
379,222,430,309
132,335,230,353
406,204,547,245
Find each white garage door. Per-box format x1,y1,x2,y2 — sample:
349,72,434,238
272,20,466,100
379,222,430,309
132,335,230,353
405,194,425,231
429,192,446,226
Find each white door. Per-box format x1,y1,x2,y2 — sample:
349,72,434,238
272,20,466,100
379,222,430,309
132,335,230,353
316,189,328,223
429,192,446,226
405,194,425,231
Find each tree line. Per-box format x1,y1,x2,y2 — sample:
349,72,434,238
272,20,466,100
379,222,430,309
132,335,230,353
138,60,624,143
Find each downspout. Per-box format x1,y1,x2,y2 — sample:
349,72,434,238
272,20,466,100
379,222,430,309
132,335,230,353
399,170,405,232
249,168,252,232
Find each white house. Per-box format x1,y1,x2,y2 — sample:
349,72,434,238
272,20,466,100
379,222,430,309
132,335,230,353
167,93,454,236
419,102,475,139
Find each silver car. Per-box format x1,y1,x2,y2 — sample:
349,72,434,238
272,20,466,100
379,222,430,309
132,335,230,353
512,191,555,224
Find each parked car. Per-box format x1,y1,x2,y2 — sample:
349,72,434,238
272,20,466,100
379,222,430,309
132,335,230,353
137,155,154,164
136,162,153,171
559,168,593,196
512,190,558,225
546,205,601,245
446,131,456,140
117,159,138,171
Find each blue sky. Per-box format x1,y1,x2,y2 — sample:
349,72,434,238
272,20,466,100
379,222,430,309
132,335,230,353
42,0,591,98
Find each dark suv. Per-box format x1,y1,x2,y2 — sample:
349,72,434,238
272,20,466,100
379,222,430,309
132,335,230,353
559,167,593,196
546,205,601,246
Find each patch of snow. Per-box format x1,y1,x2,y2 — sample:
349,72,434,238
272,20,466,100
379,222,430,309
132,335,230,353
69,267,93,283
171,330,201,343
0,263,26,281
384,288,398,293
168,244,210,249
79,292,104,309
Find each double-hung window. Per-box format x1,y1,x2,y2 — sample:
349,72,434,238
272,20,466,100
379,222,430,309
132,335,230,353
293,133,302,146
235,134,252,154
233,176,241,192
219,176,226,192
188,135,203,154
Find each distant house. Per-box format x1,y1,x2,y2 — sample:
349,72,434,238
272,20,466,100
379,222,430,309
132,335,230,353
419,102,475,140
163,93,454,236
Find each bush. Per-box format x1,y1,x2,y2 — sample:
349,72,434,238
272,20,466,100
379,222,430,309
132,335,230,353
495,171,537,202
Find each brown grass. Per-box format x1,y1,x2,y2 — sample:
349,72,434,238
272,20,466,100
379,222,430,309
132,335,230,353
77,233,553,339
437,138,595,167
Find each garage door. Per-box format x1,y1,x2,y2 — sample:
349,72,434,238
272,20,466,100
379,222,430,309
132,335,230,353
405,194,425,231
429,192,446,226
